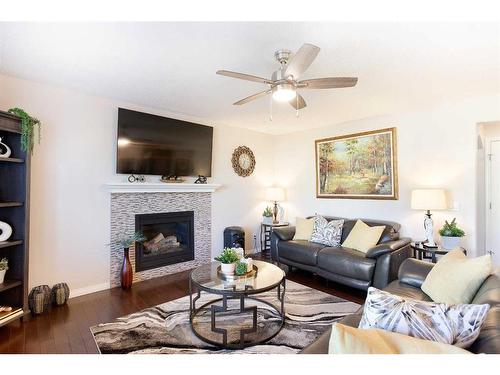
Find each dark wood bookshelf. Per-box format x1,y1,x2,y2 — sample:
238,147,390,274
0,110,30,327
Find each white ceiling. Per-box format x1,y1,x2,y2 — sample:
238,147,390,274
0,22,499,134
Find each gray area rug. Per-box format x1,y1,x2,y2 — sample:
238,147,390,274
90,280,360,354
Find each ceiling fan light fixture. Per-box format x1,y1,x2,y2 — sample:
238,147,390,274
272,83,296,102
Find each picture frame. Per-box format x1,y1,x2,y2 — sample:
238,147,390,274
315,127,398,200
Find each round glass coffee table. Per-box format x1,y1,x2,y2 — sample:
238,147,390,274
189,260,286,349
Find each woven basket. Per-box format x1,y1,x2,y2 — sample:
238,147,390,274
28,285,51,315
51,283,70,306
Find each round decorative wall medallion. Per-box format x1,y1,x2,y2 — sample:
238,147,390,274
231,146,256,177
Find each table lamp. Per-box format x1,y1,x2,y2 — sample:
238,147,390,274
411,189,447,247
266,187,286,224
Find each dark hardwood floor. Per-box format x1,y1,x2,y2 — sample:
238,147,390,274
0,253,366,354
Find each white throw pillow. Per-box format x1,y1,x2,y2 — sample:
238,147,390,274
310,216,344,247
358,287,490,348
421,248,492,304
292,217,315,241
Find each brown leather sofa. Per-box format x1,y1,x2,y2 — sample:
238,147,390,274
271,217,412,290
301,258,500,354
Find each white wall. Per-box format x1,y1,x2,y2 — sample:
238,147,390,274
273,96,500,257
0,73,274,295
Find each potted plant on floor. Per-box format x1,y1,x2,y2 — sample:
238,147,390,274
214,248,239,275
262,206,274,225
0,258,8,284
439,218,465,250
113,232,146,289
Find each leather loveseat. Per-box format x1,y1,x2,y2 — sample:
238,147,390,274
270,217,412,290
301,258,500,354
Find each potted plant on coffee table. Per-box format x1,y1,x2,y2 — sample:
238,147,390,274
439,218,465,250
0,258,8,284
214,248,239,275
113,231,146,289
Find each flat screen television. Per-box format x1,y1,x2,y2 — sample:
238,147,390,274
116,108,213,176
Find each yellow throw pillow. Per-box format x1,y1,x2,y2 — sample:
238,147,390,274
341,220,385,253
293,217,315,241
421,248,492,304
328,323,471,354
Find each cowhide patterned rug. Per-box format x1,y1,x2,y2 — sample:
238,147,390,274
90,280,360,354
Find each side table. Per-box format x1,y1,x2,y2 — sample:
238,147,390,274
260,222,289,252
411,242,467,263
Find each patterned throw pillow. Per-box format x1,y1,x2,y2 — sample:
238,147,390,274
310,216,344,247
359,287,490,348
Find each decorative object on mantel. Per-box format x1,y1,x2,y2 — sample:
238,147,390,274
0,258,8,284
316,128,398,200
51,283,70,306
28,285,51,315
262,206,274,225
160,175,185,183
266,187,286,223
7,107,42,155
214,248,240,275
0,221,13,242
127,174,145,183
411,189,447,248
439,218,465,250
194,175,207,184
112,231,146,289
0,137,12,158
231,146,256,177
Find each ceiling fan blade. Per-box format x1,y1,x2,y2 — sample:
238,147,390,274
233,90,271,105
217,70,273,85
289,93,307,110
284,43,320,80
298,77,358,89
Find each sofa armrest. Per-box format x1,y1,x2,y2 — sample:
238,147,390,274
270,226,296,261
397,258,434,288
365,238,411,259
272,226,296,241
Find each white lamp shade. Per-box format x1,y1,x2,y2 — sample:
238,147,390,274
266,187,286,202
411,189,447,210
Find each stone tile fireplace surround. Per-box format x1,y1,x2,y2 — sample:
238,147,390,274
107,183,220,287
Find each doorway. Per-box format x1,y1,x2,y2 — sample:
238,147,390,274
478,121,500,266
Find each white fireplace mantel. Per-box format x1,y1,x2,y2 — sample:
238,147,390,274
104,182,222,193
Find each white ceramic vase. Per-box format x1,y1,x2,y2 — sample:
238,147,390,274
0,269,6,284
0,221,13,242
441,236,461,250
262,216,273,225
220,262,236,275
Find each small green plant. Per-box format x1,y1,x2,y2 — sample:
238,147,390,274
439,218,465,237
113,231,147,248
235,261,248,276
214,248,239,264
0,258,8,271
8,108,42,155
263,206,273,217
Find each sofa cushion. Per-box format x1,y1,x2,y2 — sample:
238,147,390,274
384,280,433,301
317,246,376,281
341,220,385,253
293,217,314,241
328,323,471,354
278,240,326,266
340,219,400,243
359,287,490,348
422,248,492,304
310,216,344,247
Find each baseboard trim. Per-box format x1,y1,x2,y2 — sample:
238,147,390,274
70,282,111,299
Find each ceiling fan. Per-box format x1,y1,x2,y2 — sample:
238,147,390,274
216,43,358,111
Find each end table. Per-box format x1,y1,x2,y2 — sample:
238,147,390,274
411,242,467,263
260,222,289,253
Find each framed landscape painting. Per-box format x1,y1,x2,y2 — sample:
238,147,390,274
315,127,398,199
